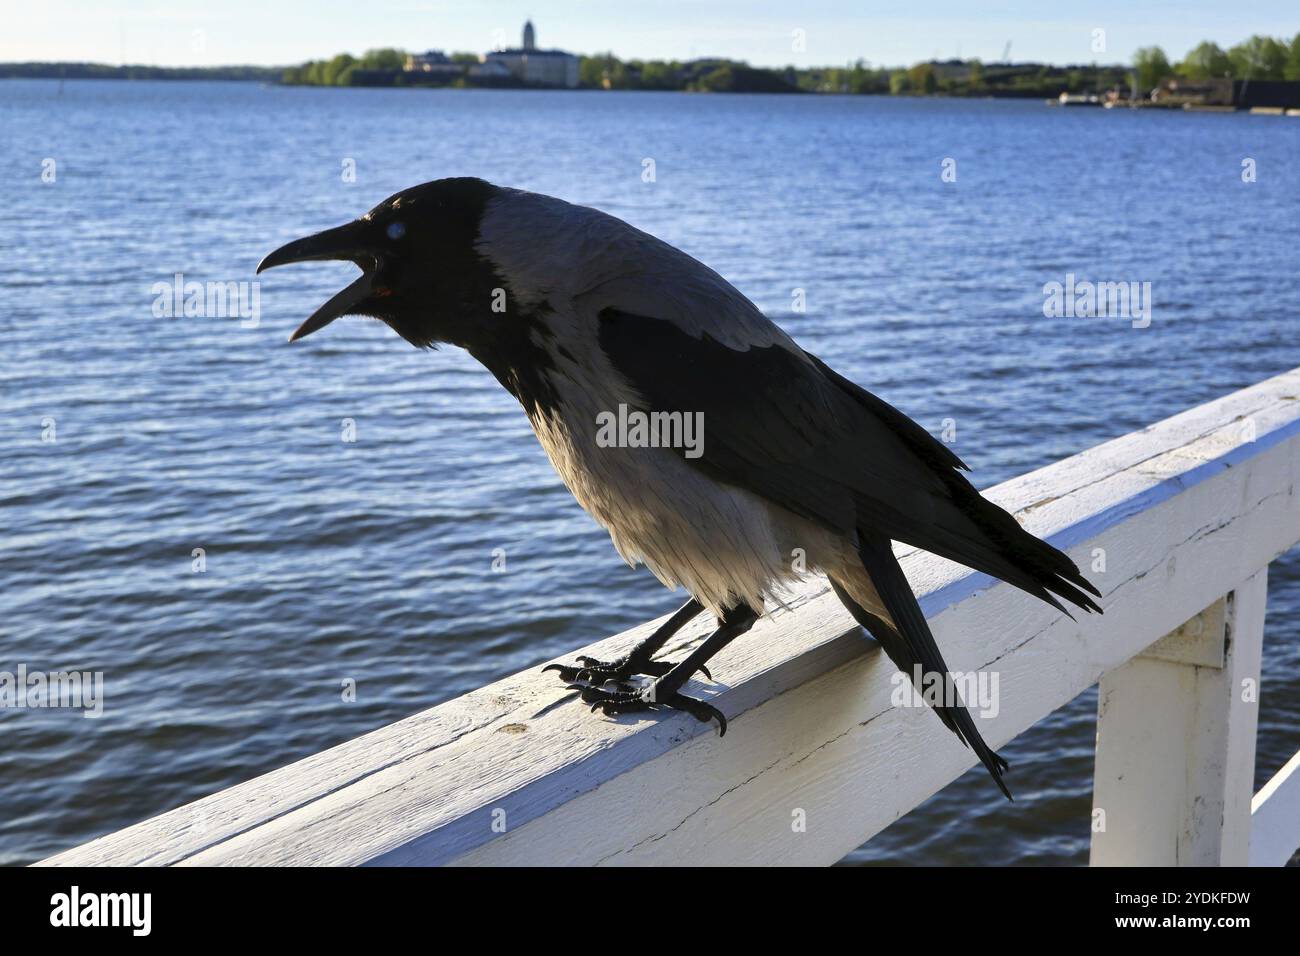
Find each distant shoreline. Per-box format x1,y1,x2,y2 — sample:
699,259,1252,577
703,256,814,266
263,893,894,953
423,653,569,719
0,59,1128,98
7,59,1298,110
0,62,283,83
0,72,1082,99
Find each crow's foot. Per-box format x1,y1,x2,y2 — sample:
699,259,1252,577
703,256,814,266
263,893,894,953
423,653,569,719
573,685,727,736
543,654,709,686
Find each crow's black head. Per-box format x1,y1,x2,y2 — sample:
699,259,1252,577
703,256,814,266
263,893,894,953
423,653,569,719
258,177,505,348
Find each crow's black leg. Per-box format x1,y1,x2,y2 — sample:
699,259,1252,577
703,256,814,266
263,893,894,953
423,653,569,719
578,603,760,735
543,598,704,686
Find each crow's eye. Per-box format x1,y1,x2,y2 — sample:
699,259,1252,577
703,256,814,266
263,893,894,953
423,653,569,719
386,222,406,241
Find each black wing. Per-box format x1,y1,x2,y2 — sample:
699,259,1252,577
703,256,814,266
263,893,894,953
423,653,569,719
597,307,1100,614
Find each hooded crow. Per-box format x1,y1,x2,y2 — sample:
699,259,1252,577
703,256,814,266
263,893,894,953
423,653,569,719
258,177,1102,798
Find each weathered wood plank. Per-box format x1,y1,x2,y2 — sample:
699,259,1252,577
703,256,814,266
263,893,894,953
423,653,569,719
39,367,1300,867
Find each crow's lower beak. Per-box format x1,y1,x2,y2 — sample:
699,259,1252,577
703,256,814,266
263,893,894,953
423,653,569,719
257,222,377,342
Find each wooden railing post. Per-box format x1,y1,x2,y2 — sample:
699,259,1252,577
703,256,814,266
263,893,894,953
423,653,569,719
1090,570,1267,866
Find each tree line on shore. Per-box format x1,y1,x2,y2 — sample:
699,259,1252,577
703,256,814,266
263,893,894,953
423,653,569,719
276,32,1300,95
1132,35,1300,92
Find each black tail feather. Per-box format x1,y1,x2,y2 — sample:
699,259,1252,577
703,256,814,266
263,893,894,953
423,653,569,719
805,348,1103,617
945,480,1103,616
833,537,1013,801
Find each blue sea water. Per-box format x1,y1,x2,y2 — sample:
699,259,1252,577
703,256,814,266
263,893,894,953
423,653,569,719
1,80,1298,866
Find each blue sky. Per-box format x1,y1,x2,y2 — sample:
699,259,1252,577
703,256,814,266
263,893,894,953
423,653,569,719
3,0,1297,68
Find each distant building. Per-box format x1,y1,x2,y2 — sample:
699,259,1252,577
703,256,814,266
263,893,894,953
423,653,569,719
468,60,513,81
1230,78,1300,110
1154,77,1233,105
485,20,579,88
1149,76,1300,110
404,50,464,78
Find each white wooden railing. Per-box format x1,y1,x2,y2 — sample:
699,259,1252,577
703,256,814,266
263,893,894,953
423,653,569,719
40,368,1300,867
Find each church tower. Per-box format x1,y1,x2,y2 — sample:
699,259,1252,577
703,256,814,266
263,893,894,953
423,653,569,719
522,20,536,51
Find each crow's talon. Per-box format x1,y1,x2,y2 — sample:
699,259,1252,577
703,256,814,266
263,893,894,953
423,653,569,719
543,655,710,685
577,686,727,736
543,663,591,683
581,655,671,681
578,686,644,712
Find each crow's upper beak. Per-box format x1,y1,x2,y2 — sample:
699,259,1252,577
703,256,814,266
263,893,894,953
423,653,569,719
257,221,378,342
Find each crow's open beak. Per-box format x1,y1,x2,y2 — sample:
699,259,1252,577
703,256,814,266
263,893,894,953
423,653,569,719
257,221,378,342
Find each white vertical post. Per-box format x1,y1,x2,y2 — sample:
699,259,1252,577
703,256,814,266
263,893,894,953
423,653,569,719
1090,570,1266,866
